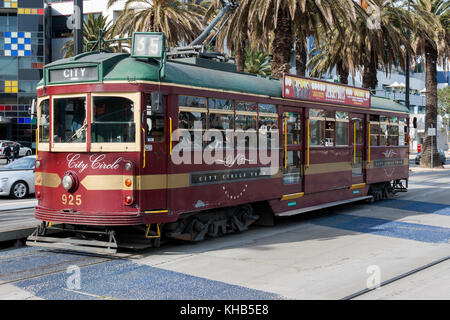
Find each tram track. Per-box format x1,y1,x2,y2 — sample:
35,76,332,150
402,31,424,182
341,254,450,300
0,248,127,288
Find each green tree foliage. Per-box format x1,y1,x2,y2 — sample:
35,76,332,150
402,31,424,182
244,49,272,76
61,13,114,58
107,0,206,47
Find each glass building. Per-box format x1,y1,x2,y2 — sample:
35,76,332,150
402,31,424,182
0,0,50,147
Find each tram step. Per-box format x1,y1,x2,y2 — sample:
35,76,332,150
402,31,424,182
276,196,374,217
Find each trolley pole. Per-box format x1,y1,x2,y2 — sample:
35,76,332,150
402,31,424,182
73,0,83,56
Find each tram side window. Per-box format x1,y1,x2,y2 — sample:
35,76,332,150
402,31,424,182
335,111,349,146
208,98,233,149
379,116,389,146
38,99,49,143
399,117,407,146
53,97,86,143
283,112,300,145
324,111,335,146
146,95,164,142
235,101,257,149
91,96,135,143
259,104,278,150
309,109,325,146
370,115,380,146
178,95,207,150
388,117,399,146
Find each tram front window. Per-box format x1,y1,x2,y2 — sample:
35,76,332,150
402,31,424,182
53,97,86,143
91,97,135,143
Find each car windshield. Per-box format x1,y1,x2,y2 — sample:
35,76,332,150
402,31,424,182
4,158,34,170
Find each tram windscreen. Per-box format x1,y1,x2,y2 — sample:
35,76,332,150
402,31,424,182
91,96,135,143
53,97,87,143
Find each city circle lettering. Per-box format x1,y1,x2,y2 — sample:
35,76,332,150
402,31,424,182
67,154,123,173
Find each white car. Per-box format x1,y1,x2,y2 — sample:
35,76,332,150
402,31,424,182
0,156,36,199
0,140,33,159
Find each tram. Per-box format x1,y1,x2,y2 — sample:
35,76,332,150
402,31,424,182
27,33,409,254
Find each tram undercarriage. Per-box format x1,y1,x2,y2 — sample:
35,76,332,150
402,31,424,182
26,204,260,255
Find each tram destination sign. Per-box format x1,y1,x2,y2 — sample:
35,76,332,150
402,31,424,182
132,32,165,59
283,74,371,108
49,66,98,84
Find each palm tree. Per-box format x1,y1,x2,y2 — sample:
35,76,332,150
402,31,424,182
107,0,206,47
203,0,254,72
308,1,413,90
243,48,272,76
410,0,449,167
61,13,114,58
207,0,358,78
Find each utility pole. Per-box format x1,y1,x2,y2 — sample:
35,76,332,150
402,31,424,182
73,0,83,56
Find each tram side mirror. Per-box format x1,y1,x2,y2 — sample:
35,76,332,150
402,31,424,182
151,91,164,115
413,117,417,129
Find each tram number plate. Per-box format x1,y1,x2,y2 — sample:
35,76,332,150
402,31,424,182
62,194,82,206
132,33,165,58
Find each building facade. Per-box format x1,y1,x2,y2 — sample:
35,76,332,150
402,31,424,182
0,0,125,144
49,0,125,61
0,0,49,146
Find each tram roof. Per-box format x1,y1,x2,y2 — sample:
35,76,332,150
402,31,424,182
40,52,409,114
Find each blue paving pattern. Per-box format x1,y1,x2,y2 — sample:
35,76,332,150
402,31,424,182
373,199,450,216
14,258,282,300
312,214,450,244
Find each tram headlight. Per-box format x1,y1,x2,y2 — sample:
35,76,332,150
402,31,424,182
35,160,41,169
62,174,74,191
125,162,132,171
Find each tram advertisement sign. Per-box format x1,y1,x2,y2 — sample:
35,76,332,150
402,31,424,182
283,74,371,108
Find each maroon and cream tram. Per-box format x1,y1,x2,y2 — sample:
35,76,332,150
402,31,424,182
27,33,409,253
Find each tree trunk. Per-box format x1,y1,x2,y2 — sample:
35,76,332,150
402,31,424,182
336,60,349,85
295,34,307,76
362,48,378,92
234,39,245,72
271,6,293,78
420,42,440,168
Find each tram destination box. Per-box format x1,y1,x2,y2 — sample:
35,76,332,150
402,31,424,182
49,66,98,84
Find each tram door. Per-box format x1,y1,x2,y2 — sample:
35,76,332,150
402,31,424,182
141,92,168,210
350,114,365,185
280,108,303,196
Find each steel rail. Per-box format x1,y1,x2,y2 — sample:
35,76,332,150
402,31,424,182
341,255,450,300
0,206,35,213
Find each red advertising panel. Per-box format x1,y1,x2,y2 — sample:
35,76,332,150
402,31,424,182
283,74,371,108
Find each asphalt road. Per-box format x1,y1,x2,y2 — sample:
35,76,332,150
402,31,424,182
0,166,450,300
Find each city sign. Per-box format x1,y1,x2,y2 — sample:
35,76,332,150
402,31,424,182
283,74,371,108
131,32,165,59
49,66,98,83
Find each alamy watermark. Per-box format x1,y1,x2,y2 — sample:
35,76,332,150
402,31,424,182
170,121,280,174
366,265,381,289
66,265,81,290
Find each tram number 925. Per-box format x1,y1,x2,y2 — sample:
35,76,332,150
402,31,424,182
62,194,82,206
